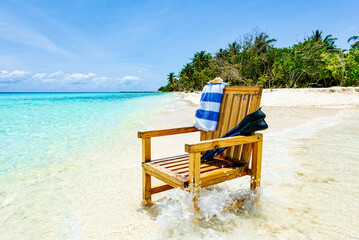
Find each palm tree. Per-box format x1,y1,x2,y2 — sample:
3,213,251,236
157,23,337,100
192,51,211,72
348,36,359,49
167,72,176,89
192,51,212,88
215,48,228,61
253,32,276,54
179,64,195,90
310,30,322,42
309,29,337,49
323,34,337,49
228,42,240,55
180,64,194,79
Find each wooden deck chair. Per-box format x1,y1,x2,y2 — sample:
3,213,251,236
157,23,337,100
138,86,263,208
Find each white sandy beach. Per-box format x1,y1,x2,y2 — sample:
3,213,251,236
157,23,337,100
180,87,359,108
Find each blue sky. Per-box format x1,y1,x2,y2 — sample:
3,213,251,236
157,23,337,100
0,0,358,92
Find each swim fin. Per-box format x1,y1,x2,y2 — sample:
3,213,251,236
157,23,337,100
201,109,268,161
221,107,266,138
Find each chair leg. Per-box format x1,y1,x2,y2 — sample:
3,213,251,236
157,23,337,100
190,185,200,212
142,138,152,206
142,169,152,206
250,140,262,190
189,152,201,212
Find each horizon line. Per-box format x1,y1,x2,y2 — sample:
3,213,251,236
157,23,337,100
0,91,160,93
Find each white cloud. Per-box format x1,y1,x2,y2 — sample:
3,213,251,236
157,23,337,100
118,75,142,85
121,75,141,81
0,69,142,88
31,71,99,84
48,71,64,78
33,73,47,79
32,71,64,83
0,70,30,83
63,72,96,84
92,76,111,85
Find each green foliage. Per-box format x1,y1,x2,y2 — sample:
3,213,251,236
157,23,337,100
159,30,359,91
348,36,359,49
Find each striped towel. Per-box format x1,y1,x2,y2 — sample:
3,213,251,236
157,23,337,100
194,83,228,131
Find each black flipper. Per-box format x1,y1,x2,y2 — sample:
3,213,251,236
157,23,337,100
202,118,268,161
207,119,268,159
234,118,268,136
201,108,266,161
221,107,266,138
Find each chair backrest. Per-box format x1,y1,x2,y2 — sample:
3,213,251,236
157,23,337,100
200,86,263,161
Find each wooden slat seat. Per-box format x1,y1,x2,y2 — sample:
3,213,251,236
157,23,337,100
143,154,248,189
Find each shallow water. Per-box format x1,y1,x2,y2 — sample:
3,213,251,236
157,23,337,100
0,92,170,175
0,92,172,239
1,93,358,239
146,106,359,240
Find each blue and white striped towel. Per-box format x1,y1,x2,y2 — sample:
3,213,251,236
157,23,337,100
193,83,228,131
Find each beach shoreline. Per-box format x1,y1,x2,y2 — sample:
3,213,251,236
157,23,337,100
176,86,359,108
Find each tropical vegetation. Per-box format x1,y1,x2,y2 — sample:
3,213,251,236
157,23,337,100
159,30,359,91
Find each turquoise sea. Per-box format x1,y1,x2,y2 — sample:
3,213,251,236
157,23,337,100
0,92,178,239
0,92,169,175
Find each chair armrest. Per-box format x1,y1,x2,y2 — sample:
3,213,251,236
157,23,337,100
185,134,263,153
138,126,199,138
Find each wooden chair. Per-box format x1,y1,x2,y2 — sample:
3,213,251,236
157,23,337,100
138,86,263,208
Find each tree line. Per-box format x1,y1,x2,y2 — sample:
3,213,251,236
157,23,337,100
159,30,359,91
